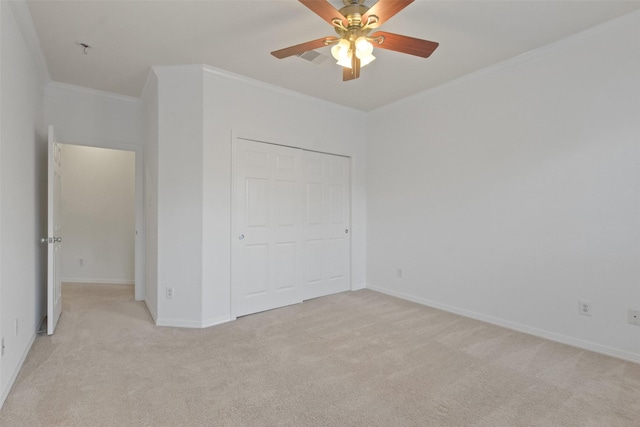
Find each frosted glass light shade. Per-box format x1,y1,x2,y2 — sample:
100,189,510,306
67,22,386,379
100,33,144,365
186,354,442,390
354,37,375,67
359,53,375,67
355,37,373,56
331,39,351,61
337,54,352,68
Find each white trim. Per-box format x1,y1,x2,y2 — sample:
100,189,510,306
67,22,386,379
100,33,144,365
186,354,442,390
62,279,134,286
367,285,640,365
0,0,4,408
0,333,36,409
202,316,233,328
351,282,366,291
144,299,158,323
46,81,141,104
155,317,232,329
154,318,202,328
234,131,353,159
58,136,141,151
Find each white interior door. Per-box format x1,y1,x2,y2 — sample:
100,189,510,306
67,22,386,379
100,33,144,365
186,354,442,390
46,125,62,335
232,139,304,317
302,151,351,301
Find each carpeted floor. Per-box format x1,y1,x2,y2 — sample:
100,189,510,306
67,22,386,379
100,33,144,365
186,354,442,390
1,283,639,426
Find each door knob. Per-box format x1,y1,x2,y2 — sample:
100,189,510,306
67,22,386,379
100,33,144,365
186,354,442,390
54,237,62,243
239,234,245,240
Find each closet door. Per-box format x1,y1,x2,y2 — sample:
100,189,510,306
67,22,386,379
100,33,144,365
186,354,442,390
302,151,350,301
232,139,304,317
231,138,351,317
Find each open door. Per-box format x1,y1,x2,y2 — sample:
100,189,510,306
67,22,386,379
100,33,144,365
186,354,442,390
45,125,62,335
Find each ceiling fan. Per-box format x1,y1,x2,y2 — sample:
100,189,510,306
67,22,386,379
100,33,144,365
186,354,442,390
271,0,439,81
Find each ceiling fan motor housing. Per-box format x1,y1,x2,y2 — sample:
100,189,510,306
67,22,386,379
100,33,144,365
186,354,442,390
338,3,370,32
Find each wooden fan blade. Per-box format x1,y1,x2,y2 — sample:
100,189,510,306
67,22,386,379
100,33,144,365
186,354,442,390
271,37,330,59
362,0,414,28
370,31,439,58
343,56,361,81
299,0,347,27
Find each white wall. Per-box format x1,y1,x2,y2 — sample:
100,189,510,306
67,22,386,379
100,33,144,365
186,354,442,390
0,0,48,407
60,145,135,285
153,66,204,326
146,65,367,327
44,82,143,146
366,11,640,362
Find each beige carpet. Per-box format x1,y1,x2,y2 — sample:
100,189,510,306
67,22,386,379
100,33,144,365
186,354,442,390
1,284,639,426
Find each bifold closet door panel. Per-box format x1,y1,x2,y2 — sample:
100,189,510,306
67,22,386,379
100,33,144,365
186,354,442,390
301,150,351,301
231,139,304,317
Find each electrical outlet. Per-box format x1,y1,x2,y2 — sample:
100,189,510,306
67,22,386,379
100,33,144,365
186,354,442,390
166,287,174,299
397,268,403,278
628,309,640,326
79,258,84,267
579,300,592,317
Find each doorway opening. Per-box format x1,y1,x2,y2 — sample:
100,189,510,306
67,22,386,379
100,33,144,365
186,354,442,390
59,144,140,296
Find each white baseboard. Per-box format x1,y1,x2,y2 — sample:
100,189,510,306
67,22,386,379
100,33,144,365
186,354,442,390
144,299,158,323
366,284,640,365
155,316,232,329
1,333,36,410
202,316,233,328
155,318,201,328
62,278,134,285
351,281,366,291
36,313,47,334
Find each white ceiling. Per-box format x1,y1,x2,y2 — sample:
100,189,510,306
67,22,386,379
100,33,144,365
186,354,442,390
26,0,640,111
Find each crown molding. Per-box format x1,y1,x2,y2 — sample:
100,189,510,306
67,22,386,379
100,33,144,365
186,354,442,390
46,80,142,104
202,64,365,116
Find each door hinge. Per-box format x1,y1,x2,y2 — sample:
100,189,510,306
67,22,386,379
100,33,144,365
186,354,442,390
41,237,62,244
